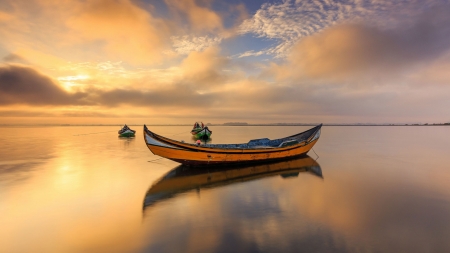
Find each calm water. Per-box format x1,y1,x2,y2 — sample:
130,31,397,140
1,125,450,253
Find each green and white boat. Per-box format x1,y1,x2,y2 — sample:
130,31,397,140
118,124,136,137
190,122,212,140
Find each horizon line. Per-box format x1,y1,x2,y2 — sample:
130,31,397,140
1,123,449,127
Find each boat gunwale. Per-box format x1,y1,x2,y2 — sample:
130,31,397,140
144,138,315,155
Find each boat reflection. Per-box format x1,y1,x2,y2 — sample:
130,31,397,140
143,155,322,211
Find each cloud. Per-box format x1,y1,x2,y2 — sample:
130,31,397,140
2,53,28,64
179,47,230,87
0,64,210,108
270,10,450,83
0,61,308,119
166,1,249,55
238,0,449,57
9,49,70,72
0,109,113,118
408,52,450,86
237,50,265,58
0,0,245,66
93,87,219,108
237,0,354,57
281,24,408,81
2,61,449,123
0,64,88,106
91,47,233,107
66,0,171,65
54,47,233,100
0,10,13,22
0,49,231,109
171,35,223,55
3,0,450,125
0,0,177,66
165,0,223,34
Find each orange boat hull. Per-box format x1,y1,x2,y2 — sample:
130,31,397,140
146,139,318,165
143,124,321,166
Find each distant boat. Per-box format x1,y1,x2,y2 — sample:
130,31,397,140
190,122,212,140
143,155,322,210
118,124,136,137
143,124,322,166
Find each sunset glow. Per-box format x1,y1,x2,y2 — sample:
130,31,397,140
1,0,450,124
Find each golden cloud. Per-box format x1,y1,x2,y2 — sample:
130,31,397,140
0,10,13,22
66,0,171,65
277,24,404,82
180,47,229,87
271,9,450,85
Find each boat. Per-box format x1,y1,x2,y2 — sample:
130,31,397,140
190,122,212,140
118,124,136,137
143,124,322,166
143,155,322,210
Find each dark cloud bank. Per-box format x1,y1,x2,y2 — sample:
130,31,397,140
0,64,222,108
0,64,88,106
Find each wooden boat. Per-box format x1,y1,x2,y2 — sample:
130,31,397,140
143,124,322,166
143,155,322,210
118,124,136,137
190,122,212,140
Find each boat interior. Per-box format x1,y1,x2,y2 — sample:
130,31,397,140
153,125,321,149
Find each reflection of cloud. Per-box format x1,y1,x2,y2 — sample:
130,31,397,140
140,147,450,252
288,164,450,252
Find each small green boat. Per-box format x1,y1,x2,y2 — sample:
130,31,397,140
118,124,136,137
190,122,212,140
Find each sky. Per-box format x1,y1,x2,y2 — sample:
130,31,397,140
1,0,450,125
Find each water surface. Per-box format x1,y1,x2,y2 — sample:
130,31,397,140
1,125,450,253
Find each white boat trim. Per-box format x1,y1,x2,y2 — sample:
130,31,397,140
145,134,184,149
